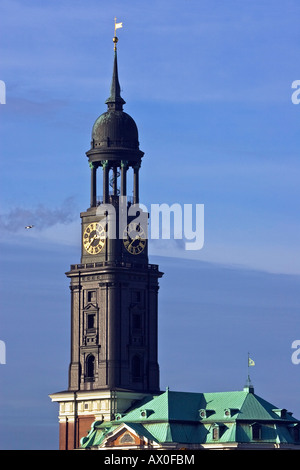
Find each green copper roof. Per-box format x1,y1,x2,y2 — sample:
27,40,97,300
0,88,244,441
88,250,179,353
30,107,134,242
115,388,298,424
80,387,300,449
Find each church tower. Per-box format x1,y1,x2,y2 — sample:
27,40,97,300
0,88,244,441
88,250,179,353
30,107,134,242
50,31,163,450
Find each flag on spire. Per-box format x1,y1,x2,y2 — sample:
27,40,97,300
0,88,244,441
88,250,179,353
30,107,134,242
114,18,123,36
248,357,255,367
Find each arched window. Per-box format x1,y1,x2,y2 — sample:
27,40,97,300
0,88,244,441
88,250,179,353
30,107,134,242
132,355,142,382
86,355,95,380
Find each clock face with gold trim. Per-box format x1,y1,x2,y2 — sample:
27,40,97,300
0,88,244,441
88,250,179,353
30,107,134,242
83,222,106,255
123,222,146,255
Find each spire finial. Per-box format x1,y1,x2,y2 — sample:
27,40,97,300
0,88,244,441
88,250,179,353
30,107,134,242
105,19,125,111
113,17,123,51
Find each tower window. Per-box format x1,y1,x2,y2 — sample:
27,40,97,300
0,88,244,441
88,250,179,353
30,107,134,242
132,355,142,382
86,355,95,380
87,313,95,330
132,291,142,304
132,313,142,330
87,291,96,303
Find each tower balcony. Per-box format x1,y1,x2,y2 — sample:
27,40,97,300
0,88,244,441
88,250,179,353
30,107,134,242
69,261,160,272
96,194,134,206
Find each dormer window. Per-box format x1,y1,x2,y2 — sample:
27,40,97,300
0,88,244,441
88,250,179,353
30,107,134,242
212,425,220,440
199,409,214,420
294,424,300,442
272,408,287,419
251,422,261,440
140,409,152,419
224,408,239,418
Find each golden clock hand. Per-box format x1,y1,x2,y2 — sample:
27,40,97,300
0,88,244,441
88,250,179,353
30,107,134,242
86,234,100,249
128,234,139,248
128,239,135,249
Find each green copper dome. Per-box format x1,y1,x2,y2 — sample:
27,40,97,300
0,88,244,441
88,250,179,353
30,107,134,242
91,110,139,150
86,44,144,164
90,46,140,151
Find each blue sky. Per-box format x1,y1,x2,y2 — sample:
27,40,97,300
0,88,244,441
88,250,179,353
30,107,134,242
0,0,299,449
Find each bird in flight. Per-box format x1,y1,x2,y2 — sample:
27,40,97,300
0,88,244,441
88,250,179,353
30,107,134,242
25,225,34,229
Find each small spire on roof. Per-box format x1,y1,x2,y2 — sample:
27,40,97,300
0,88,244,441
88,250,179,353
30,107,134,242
243,353,255,393
244,375,255,393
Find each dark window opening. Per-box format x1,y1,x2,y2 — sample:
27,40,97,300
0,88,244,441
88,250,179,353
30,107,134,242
132,355,142,382
86,355,95,380
293,425,299,442
87,291,96,303
87,313,95,329
252,423,261,440
132,291,142,303
132,313,141,330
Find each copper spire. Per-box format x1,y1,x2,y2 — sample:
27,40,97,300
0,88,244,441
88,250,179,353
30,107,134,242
105,18,125,111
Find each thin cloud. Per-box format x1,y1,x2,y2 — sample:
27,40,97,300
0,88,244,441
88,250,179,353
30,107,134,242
0,197,77,232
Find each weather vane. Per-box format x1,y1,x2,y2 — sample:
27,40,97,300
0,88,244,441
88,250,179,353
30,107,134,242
113,17,123,50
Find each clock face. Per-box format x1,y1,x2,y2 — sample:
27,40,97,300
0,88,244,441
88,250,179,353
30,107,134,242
83,222,106,255
123,222,146,255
